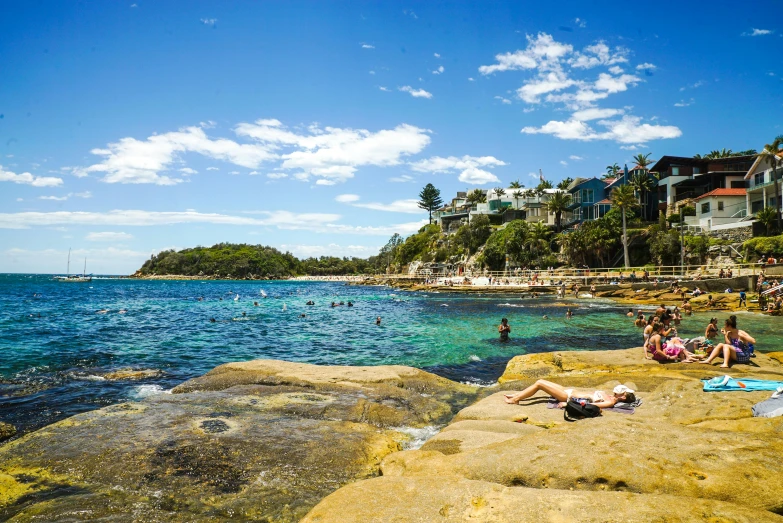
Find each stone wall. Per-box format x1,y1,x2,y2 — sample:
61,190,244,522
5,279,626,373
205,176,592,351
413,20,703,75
707,226,753,243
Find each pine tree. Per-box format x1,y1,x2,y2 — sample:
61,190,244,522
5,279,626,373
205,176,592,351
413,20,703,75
418,183,443,224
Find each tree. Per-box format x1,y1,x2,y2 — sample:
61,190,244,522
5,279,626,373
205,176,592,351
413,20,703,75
604,163,621,180
418,183,443,224
756,206,778,236
758,136,783,231
632,152,653,170
509,179,523,189
512,190,524,210
630,171,654,221
545,191,572,232
526,221,551,262
536,180,553,191
610,184,638,268
556,177,574,190
466,188,486,204
493,187,506,212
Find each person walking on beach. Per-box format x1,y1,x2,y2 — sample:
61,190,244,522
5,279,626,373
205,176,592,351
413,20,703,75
498,318,511,341
590,284,596,298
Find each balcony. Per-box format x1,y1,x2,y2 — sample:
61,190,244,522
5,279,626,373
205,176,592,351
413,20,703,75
748,178,779,191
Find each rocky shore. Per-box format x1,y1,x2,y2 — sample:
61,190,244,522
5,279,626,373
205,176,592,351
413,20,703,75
2,352,783,521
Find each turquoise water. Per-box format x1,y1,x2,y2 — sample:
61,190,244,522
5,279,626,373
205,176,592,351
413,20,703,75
1,274,781,434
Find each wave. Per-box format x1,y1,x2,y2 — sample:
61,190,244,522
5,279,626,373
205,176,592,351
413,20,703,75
394,425,441,449
132,384,172,399
497,303,524,308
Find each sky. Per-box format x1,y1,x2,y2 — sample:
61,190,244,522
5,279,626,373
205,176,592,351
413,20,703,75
1,1,781,274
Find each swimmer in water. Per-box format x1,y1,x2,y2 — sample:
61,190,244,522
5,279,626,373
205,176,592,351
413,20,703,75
306,301,315,306
566,308,573,320
97,309,109,314
498,318,511,341
376,316,382,326
542,315,549,319
118,309,127,314
242,312,246,316
254,301,259,306
300,313,306,318
347,301,353,307
210,318,216,323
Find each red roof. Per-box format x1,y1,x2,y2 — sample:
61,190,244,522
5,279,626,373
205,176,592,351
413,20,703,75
596,199,612,204
603,178,617,184
694,188,746,200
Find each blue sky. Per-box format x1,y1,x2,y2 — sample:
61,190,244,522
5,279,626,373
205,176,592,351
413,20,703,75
1,1,781,273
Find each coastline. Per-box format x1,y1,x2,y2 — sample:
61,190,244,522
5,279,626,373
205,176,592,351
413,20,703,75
4,351,783,521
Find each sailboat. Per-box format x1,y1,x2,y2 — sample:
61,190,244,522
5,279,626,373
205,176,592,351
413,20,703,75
54,249,92,282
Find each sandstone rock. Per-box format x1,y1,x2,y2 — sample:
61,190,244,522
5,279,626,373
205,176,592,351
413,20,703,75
0,422,16,442
0,361,479,522
302,476,783,523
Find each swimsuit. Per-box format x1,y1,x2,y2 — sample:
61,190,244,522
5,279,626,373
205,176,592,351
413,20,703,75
730,338,754,364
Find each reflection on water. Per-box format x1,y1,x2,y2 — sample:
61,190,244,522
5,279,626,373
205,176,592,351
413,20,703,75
1,274,780,434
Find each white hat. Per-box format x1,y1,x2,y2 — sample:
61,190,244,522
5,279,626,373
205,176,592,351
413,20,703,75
613,385,635,395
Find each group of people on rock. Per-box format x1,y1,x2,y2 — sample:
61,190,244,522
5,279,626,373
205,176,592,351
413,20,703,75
635,303,756,368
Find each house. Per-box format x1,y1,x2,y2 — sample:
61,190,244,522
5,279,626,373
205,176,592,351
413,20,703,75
745,152,783,215
565,177,614,226
651,155,754,216
684,188,748,231
516,189,570,226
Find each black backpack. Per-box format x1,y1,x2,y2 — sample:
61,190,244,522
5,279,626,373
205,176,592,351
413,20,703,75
564,399,601,421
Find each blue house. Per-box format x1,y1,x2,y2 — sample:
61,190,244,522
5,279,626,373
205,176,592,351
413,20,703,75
565,177,612,225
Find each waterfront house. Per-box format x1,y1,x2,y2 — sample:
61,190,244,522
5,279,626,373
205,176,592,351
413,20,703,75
745,152,783,214
565,177,611,226
651,155,754,216
685,188,748,231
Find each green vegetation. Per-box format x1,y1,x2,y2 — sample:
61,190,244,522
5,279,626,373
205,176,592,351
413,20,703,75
137,243,380,278
417,183,443,224
744,234,783,260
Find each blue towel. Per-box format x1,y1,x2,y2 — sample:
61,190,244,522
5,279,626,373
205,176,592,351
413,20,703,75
702,375,783,392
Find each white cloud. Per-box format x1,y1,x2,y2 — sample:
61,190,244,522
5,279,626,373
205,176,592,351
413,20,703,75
410,155,505,185
388,174,415,182
747,28,773,36
522,115,681,144
229,170,240,175
398,86,433,98
379,86,390,92
458,167,500,184
79,126,272,185
248,170,260,175
608,65,623,75
674,98,695,107
206,167,220,171
86,231,134,242
267,172,287,179
620,145,639,151
559,160,568,166
494,96,512,104
179,167,198,175
39,195,69,201
0,165,63,187
432,65,445,75
569,42,628,69
1,247,160,275
361,43,375,49
39,191,91,202
479,33,572,75
434,53,441,58
335,194,361,203
679,80,705,91
468,77,475,82
336,195,421,214
369,70,375,75
574,18,586,28
593,73,640,93
16,198,23,202
517,71,577,103
236,119,431,184
636,63,656,71
569,155,584,160
571,107,624,121
200,18,217,26
280,243,380,259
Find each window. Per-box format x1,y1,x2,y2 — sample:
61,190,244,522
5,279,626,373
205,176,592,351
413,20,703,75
582,189,594,203
693,167,701,175
754,172,765,186
718,201,724,211
730,181,745,188
672,167,680,176
701,202,710,214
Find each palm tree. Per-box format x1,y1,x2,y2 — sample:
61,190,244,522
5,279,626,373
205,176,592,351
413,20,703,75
509,180,523,189
604,163,620,180
526,221,551,262
512,190,523,210
610,184,638,268
493,187,506,213
557,177,574,190
466,188,486,205
756,206,778,236
632,152,653,171
757,136,783,231
545,192,572,232
630,172,654,221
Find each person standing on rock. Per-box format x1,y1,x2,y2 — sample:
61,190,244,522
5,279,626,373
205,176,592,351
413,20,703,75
739,291,747,308
498,318,511,341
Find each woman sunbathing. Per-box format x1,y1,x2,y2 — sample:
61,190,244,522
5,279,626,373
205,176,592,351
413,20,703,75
503,380,635,409
645,322,701,363
700,315,756,368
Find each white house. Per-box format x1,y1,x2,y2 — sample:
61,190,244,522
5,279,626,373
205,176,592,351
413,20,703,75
745,152,783,215
686,188,747,230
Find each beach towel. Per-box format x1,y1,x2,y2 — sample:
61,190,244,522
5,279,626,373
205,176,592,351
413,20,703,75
752,394,783,418
703,376,783,392
547,398,641,414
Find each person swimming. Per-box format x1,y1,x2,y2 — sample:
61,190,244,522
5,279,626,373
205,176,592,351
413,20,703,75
253,301,259,306
566,308,573,319
347,301,353,307
498,318,510,341
306,301,315,305
210,318,216,323
376,316,382,326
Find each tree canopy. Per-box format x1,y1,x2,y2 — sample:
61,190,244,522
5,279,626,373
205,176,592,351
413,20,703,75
418,184,444,224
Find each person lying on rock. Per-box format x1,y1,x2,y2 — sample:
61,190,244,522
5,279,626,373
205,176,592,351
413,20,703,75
700,315,756,368
503,381,635,410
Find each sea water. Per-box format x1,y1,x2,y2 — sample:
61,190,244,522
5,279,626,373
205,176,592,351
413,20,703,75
1,274,780,434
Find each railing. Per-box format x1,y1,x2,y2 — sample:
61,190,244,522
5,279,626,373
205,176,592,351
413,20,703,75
373,263,765,286
749,179,777,190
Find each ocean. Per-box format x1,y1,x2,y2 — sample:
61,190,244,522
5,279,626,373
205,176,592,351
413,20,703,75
1,273,780,435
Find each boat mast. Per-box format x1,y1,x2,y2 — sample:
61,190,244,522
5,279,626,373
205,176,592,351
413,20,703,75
83,258,87,277
67,248,71,276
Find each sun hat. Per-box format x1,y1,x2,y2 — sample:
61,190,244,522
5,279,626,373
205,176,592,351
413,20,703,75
613,385,635,395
